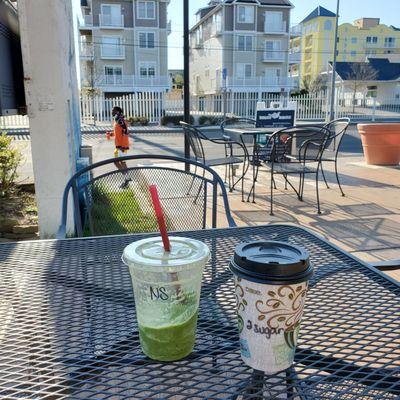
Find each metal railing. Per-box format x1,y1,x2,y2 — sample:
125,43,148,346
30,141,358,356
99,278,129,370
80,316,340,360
99,14,124,28
100,45,125,59
264,20,287,33
263,51,286,62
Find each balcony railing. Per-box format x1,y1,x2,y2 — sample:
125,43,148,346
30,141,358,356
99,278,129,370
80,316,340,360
225,76,296,89
365,41,379,48
263,51,286,62
80,43,94,59
97,75,171,89
99,14,124,28
290,25,302,37
100,45,125,59
80,14,93,28
384,42,395,48
289,52,301,64
264,20,287,34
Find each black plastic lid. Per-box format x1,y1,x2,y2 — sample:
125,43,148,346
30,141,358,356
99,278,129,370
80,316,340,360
229,241,312,284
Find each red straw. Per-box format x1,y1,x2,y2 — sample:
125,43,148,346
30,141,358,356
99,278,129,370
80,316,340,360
149,185,171,252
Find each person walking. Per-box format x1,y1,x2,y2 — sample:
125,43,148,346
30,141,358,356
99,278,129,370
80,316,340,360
107,106,132,188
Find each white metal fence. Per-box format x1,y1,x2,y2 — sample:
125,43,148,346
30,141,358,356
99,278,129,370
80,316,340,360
1,91,400,129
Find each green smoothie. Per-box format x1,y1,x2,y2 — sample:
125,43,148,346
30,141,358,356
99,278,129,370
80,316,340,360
139,310,198,361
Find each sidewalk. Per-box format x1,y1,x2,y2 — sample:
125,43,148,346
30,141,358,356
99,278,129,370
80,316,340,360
213,157,400,281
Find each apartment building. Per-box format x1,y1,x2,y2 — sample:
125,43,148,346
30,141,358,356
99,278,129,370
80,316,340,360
79,0,171,95
190,0,294,100
290,6,400,85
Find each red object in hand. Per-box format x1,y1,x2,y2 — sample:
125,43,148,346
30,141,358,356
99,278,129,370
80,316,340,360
106,131,111,140
149,185,171,252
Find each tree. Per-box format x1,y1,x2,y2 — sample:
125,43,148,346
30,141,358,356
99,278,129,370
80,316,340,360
345,63,378,112
301,75,328,94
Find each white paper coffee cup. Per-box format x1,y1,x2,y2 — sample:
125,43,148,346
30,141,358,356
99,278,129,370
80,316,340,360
229,241,312,373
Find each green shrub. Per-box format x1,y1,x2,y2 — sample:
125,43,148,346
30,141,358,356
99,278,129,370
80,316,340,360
198,115,223,126
161,115,194,126
0,133,22,197
127,116,150,126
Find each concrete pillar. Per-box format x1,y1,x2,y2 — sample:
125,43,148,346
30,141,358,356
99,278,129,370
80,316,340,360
18,0,81,237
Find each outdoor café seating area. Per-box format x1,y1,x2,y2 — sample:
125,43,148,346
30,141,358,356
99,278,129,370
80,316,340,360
1,110,399,399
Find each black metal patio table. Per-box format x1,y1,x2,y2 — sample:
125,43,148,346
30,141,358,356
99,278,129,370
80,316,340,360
0,224,399,399
224,127,276,203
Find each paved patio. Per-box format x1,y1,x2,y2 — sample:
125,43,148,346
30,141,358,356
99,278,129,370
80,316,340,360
212,156,400,281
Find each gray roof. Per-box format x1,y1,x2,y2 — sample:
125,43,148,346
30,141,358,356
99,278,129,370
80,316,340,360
301,6,336,24
330,58,400,82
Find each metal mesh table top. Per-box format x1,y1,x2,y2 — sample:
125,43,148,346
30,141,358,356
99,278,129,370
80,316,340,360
0,224,399,400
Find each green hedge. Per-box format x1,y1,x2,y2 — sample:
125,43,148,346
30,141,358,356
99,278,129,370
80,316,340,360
161,115,194,126
198,115,224,126
127,116,149,126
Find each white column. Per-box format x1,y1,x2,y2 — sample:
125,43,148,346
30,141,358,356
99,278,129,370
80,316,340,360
18,0,81,237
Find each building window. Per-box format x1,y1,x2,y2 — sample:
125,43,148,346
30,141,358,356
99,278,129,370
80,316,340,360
265,12,283,32
137,1,155,19
104,66,122,84
366,36,378,44
265,40,281,60
384,37,395,47
139,32,155,48
324,20,332,30
238,35,253,51
100,4,122,26
350,51,357,57
101,36,124,58
237,64,252,79
139,62,156,77
351,37,357,44
365,49,377,56
367,85,377,98
237,6,254,24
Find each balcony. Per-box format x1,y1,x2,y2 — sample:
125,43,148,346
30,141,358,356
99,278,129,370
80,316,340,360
97,75,171,92
384,42,396,48
79,14,93,29
290,25,302,37
99,14,124,29
264,20,287,34
263,51,286,62
365,41,379,48
289,51,301,64
224,76,296,92
100,45,125,59
80,43,94,60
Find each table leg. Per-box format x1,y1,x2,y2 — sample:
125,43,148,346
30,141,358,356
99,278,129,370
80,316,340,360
246,134,257,203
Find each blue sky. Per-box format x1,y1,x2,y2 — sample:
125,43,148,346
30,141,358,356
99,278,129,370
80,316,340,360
168,0,400,69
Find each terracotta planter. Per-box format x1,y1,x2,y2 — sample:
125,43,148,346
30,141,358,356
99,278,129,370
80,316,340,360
357,123,400,165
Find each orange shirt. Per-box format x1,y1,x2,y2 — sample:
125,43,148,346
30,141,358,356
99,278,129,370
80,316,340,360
113,118,130,150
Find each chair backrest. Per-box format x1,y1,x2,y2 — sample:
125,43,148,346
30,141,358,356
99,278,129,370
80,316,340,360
180,122,206,162
268,126,332,164
57,155,236,239
323,118,350,152
220,117,256,144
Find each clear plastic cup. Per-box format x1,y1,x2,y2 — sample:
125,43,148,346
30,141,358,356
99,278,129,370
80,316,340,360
122,236,210,361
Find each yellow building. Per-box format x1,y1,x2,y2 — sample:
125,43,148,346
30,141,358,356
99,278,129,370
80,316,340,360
289,7,400,87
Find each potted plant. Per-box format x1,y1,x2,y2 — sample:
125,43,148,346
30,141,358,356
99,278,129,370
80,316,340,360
357,123,400,165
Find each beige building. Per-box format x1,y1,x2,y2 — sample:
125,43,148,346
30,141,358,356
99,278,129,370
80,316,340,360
190,0,295,99
79,0,171,95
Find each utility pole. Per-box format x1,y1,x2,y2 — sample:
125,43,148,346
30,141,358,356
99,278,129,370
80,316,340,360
329,0,340,121
183,0,190,170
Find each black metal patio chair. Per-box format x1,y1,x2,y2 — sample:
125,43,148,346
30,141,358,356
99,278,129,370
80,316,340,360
180,121,249,202
321,117,350,196
264,125,332,215
57,155,236,239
